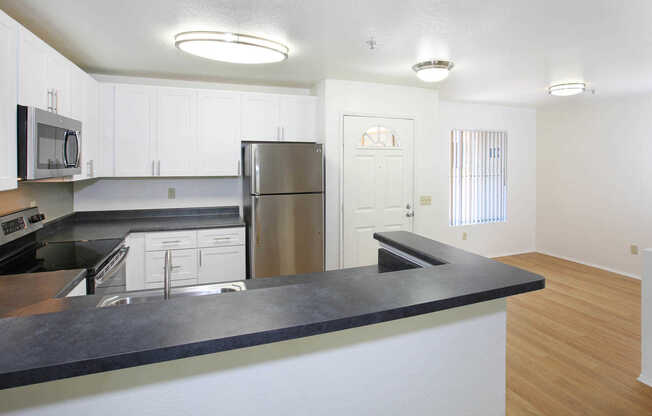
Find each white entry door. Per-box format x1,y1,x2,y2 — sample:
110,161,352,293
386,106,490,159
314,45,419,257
342,116,414,268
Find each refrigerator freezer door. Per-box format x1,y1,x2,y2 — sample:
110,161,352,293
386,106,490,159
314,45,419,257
250,193,324,278
249,143,323,194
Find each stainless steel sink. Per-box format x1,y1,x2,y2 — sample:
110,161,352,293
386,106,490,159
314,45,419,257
97,281,247,308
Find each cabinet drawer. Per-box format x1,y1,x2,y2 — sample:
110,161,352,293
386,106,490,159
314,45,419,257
197,227,244,248
145,249,197,283
146,230,197,251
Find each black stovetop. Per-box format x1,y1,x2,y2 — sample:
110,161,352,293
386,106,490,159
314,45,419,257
0,238,123,277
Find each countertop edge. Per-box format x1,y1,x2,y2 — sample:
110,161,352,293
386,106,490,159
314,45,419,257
0,278,542,390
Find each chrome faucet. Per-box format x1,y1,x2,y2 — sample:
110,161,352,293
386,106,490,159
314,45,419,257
164,249,172,299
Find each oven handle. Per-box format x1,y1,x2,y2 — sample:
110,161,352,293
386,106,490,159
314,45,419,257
94,246,130,286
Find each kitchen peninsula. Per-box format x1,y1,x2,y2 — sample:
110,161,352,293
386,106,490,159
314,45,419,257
0,230,544,416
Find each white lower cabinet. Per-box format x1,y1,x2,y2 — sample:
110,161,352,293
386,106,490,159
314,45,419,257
125,228,245,291
145,249,198,285
199,246,246,284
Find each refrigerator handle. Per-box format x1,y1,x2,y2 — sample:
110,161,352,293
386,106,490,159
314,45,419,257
253,148,261,195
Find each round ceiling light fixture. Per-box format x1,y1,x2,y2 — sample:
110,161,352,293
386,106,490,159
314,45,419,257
548,82,588,96
412,60,454,82
174,31,289,64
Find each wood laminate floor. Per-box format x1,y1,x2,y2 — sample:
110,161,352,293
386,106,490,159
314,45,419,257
495,253,652,415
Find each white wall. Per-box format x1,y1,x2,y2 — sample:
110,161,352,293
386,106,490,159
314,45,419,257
73,178,241,212
536,96,652,278
0,300,506,416
319,79,440,269
438,101,537,257
318,79,537,270
0,181,73,221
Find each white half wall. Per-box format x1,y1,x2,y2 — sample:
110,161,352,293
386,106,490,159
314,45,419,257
536,96,652,278
73,178,241,212
437,101,537,257
0,299,507,416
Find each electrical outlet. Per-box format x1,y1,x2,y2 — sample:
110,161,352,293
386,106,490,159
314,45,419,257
168,188,176,200
419,195,432,206
29,200,36,207
462,232,468,241
631,244,639,255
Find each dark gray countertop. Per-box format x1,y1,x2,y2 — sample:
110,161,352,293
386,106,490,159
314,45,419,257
38,206,245,242
0,230,544,390
0,269,87,317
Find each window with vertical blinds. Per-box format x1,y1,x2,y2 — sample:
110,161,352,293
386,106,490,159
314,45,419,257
450,129,507,226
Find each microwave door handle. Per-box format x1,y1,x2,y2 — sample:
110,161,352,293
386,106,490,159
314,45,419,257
62,131,70,167
76,132,82,168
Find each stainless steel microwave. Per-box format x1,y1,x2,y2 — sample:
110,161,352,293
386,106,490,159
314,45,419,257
17,105,82,180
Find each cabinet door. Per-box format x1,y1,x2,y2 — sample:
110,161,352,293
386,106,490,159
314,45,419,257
84,74,99,178
114,85,157,176
241,93,280,141
97,84,115,177
70,67,86,180
279,95,318,142
0,12,17,191
125,233,145,291
145,249,198,284
198,246,246,284
197,91,241,176
157,87,197,176
18,26,47,109
46,51,71,117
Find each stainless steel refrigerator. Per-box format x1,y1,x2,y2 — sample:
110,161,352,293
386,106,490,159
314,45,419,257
242,142,324,278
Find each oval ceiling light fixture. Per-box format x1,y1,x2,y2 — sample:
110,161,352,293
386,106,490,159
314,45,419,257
412,60,454,82
174,31,289,64
548,82,589,96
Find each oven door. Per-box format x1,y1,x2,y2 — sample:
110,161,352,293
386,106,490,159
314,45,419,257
91,246,130,296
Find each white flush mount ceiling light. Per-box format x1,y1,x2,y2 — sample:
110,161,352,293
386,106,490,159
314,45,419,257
412,60,454,82
174,31,289,64
548,82,593,97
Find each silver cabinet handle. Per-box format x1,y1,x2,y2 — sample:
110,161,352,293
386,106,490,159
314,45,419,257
199,249,202,267
282,126,285,140
157,160,161,176
54,90,59,114
277,126,280,141
152,160,155,176
237,160,241,176
164,250,171,299
47,89,53,112
161,240,181,244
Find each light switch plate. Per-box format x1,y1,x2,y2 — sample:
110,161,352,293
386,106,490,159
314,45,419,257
462,232,468,241
168,188,176,200
419,195,432,206
631,244,639,255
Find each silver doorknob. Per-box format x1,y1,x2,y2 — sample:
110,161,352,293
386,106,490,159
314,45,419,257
406,211,414,218
406,203,411,209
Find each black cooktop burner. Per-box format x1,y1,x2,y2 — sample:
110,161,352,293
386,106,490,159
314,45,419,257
0,239,123,277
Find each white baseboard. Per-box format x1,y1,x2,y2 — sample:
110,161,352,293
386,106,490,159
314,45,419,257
535,250,641,280
638,374,652,387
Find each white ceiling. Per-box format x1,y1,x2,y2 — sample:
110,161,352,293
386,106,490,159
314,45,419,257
1,0,651,107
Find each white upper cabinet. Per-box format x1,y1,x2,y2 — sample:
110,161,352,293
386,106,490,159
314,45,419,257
0,11,17,192
157,87,197,176
17,27,47,110
279,95,318,142
18,26,72,117
241,93,319,142
197,91,241,176
114,85,157,177
45,52,71,117
241,93,281,141
72,71,99,180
